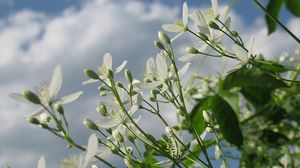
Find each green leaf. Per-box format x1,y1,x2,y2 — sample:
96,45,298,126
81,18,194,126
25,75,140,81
222,66,287,90
286,0,300,17
241,87,272,106
219,91,240,114
210,95,243,147
265,0,285,34
251,59,289,74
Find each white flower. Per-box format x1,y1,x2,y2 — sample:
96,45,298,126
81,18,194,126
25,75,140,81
37,155,46,168
162,2,188,41
82,53,127,85
61,134,110,168
95,101,140,129
179,1,231,62
9,65,83,119
135,52,190,89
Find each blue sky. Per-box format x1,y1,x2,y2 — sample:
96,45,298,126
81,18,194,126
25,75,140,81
0,0,299,167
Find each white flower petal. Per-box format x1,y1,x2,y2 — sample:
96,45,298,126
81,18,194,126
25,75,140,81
84,134,98,167
134,81,164,89
232,44,248,64
182,2,188,24
162,24,184,32
156,53,168,80
115,60,127,74
178,62,191,76
247,35,255,58
59,91,83,104
82,79,98,85
49,65,63,99
103,53,112,70
146,57,155,75
178,54,197,62
128,105,138,116
24,107,45,118
171,32,184,42
37,155,46,168
9,93,30,103
95,120,119,128
211,0,219,16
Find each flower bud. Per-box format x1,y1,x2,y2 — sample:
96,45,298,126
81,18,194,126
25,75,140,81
208,21,220,30
22,90,41,104
149,97,156,102
27,117,40,125
154,40,165,50
55,103,64,115
158,31,171,44
40,123,49,129
203,110,211,122
106,128,112,134
84,69,99,80
146,133,156,142
98,86,106,91
111,146,119,154
186,47,199,54
231,31,238,37
127,133,136,142
151,89,159,99
125,69,133,83
161,134,168,141
117,82,124,88
108,69,114,78
197,32,209,41
83,118,98,131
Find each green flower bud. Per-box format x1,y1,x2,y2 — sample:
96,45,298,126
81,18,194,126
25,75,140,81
111,146,119,154
161,134,168,141
84,69,99,80
108,69,114,78
125,69,133,83
40,123,49,129
106,128,112,134
149,97,156,102
83,118,98,131
151,89,159,98
208,21,220,30
117,82,124,88
27,117,40,125
197,32,209,41
98,86,106,91
146,133,156,142
186,47,199,54
127,133,136,142
231,31,238,37
154,40,165,50
55,103,64,115
158,31,171,44
22,90,41,104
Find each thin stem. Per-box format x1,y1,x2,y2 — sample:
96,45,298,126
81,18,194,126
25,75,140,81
253,0,300,44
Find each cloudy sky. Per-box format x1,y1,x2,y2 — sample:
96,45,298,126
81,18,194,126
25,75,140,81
0,0,299,167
